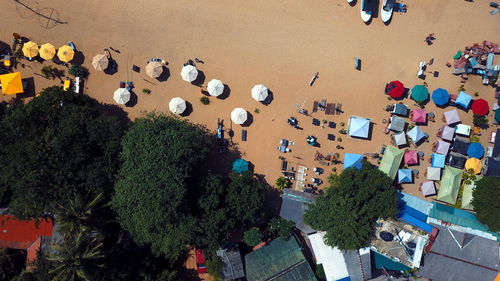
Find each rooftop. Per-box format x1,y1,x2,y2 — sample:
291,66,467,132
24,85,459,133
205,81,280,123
279,188,317,234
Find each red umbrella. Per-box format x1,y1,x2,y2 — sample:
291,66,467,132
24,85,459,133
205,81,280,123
471,99,489,116
385,81,404,99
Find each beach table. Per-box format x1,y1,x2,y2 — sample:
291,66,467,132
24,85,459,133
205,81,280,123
427,167,441,181
444,109,460,125
455,124,471,136
421,181,437,197
431,153,446,168
435,140,450,155
440,126,455,141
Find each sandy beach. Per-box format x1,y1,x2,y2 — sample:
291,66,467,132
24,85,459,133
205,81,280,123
1,0,499,206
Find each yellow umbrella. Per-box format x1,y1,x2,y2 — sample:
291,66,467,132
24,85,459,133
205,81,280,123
39,43,56,60
0,72,24,95
57,45,74,62
22,41,39,58
465,158,482,174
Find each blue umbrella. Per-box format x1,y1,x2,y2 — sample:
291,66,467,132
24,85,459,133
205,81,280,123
344,153,364,170
456,91,472,109
466,142,484,159
432,153,446,168
432,88,450,107
398,169,413,183
232,159,249,173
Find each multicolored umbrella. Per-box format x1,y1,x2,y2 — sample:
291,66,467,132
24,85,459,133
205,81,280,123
471,99,489,116
410,85,429,103
385,81,405,99
431,88,450,106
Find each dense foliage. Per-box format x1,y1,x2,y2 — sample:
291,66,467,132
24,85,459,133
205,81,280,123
268,217,294,240
68,64,89,78
304,162,398,249
244,227,263,247
0,248,25,280
472,176,500,232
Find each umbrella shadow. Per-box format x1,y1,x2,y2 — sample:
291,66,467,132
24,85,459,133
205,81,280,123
191,70,206,86
181,101,193,117
349,0,357,6
217,84,231,100
125,91,138,107
72,50,85,65
156,66,170,82
0,41,11,55
262,90,274,105
241,112,254,127
104,59,118,75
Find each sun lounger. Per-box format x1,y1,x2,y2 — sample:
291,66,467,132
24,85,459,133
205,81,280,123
67,41,76,50
355,57,361,70
312,118,320,126
381,0,394,23
63,79,71,91
313,101,319,113
360,0,372,23
280,160,288,171
74,77,81,94
242,130,247,141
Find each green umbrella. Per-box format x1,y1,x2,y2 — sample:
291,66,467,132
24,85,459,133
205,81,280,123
495,110,500,123
411,85,429,103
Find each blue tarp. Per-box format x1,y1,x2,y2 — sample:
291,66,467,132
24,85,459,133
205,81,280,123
456,91,472,109
398,169,413,183
336,277,352,281
467,142,484,159
399,204,428,222
432,88,450,107
398,212,434,233
344,153,364,170
432,153,446,168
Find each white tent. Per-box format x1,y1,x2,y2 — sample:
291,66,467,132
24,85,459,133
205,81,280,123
169,97,186,114
207,79,224,96
113,88,130,105
231,108,247,125
180,65,198,82
393,132,407,146
251,84,268,102
348,116,371,139
308,232,350,281
427,167,441,181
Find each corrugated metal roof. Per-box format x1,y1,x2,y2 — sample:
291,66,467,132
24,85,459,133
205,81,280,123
280,189,317,234
0,215,53,250
216,247,245,280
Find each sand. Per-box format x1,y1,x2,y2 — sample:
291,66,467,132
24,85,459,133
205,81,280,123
1,0,499,205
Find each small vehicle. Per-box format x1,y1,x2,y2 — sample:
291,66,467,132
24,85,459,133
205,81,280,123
195,249,208,274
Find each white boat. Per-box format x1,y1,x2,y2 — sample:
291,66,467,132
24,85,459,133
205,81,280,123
381,0,394,23
360,0,372,23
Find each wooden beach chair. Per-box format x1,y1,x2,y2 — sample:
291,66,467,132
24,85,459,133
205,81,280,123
313,101,318,113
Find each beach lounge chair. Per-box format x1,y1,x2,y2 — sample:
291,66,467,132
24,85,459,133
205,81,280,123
313,101,319,113
312,118,320,126
63,79,71,91
360,0,372,23
355,57,361,70
74,77,81,94
242,130,247,141
381,0,394,23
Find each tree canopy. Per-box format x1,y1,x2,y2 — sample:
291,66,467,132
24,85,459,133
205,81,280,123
472,176,500,232
304,162,398,250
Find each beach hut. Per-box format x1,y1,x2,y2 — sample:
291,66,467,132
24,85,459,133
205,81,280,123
455,91,472,109
348,116,370,139
467,142,484,159
410,85,429,103
378,145,404,180
393,132,407,146
421,181,436,197
427,167,441,181
436,166,463,204
113,88,131,105
232,159,249,174
207,79,224,97
431,88,450,107
146,61,163,78
39,43,56,60
404,150,418,165
412,109,426,123
181,65,198,82
440,126,455,141
385,81,405,99
231,108,247,125
22,41,38,58
344,153,364,170
388,116,406,132
435,140,450,155
398,169,413,183
57,45,75,62
432,153,446,168
92,54,109,71
169,97,187,114
0,72,23,95
407,126,427,144
471,99,489,116
251,84,268,102
444,109,460,125
465,158,482,174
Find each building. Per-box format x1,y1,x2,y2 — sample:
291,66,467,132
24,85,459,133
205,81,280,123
279,188,317,234
216,245,245,280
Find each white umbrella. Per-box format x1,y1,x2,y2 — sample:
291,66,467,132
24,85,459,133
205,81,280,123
169,97,186,114
251,84,268,101
181,65,198,82
207,79,224,96
146,61,163,78
231,108,247,125
92,54,109,71
113,88,131,105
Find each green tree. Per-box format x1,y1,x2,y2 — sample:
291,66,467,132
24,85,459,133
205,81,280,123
304,162,398,250
268,217,294,240
226,172,266,229
244,227,262,247
0,248,25,280
275,177,290,190
68,64,89,79
472,176,500,232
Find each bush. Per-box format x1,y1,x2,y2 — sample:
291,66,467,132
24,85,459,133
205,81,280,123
142,88,151,95
68,64,89,78
244,227,262,247
254,108,260,114
275,177,290,190
200,96,210,105
472,177,500,231
268,218,294,240
206,255,224,281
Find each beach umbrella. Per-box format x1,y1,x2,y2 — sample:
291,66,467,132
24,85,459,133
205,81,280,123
466,142,484,159
207,79,224,97
113,88,131,105
251,84,268,102
92,54,109,71
39,43,56,60
410,85,429,103
412,109,427,123
169,97,187,114
421,181,437,196
456,91,472,109
444,109,460,125
495,110,500,123
398,169,413,183
431,88,450,106
432,153,446,168
146,61,163,78
181,65,198,82
471,99,489,116
427,167,441,181
465,158,482,174
393,132,407,146
404,150,418,165
407,126,427,144
57,45,74,62
232,159,249,174
344,153,364,170
385,81,404,99
0,72,23,95
22,41,38,58
231,108,247,125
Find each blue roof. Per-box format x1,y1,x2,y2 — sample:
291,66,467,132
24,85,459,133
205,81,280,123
432,153,446,168
344,153,364,170
466,142,484,159
397,191,433,215
456,91,472,109
432,88,450,106
398,212,434,233
407,126,427,143
398,169,413,183
348,117,370,139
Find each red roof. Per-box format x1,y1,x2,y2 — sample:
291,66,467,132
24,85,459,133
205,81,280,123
0,215,53,250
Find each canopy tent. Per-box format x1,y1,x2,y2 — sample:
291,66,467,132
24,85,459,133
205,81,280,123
388,116,406,132
92,54,109,71
471,99,489,116
412,109,426,123
378,145,404,180
231,108,248,125
113,88,131,105
407,126,427,144
398,169,413,183
495,110,500,124
427,167,441,181
180,65,198,82
404,150,418,165
456,91,472,109
393,132,407,146
465,158,482,174
431,88,450,106
441,126,455,141
451,137,469,155
436,166,463,204
145,61,163,78
232,159,249,174
251,84,269,102
22,41,38,58
435,140,450,155
455,124,471,136
344,153,364,170
467,142,484,159
207,79,224,97
0,72,23,95
447,153,466,169
385,80,405,99
57,45,74,62
39,43,56,60
348,116,370,139
444,109,460,125
169,97,187,114
410,85,429,103
392,104,409,116
421,181,437,197
432,153,446,168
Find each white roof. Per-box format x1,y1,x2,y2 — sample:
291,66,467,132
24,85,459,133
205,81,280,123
180,65,198,82
308,232,349,281
207,79,224,96
427,167,441,181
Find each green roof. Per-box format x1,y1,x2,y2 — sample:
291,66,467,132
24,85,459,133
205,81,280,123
378,145,404,180
373,250,411,272
461,176,482,210
245,237,317,281
436,166,463,204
